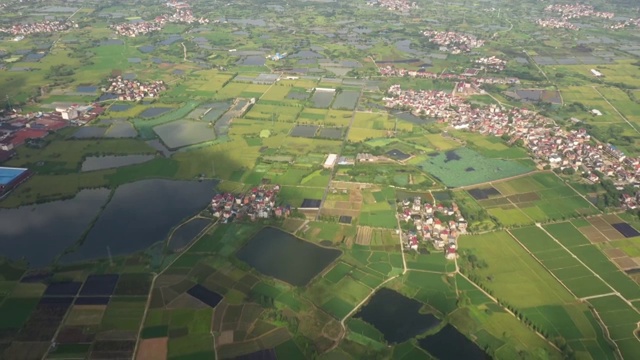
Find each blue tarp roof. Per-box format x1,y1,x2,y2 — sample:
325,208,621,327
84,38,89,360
0,167,27,186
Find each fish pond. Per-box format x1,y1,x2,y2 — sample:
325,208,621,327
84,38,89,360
0,188,111,267
168,218,212,252
418,324,489,360
139,107,173,119
80,155,155,172
312,91,335,108
354,288,441,343
236,227,341,286
60,179,217,263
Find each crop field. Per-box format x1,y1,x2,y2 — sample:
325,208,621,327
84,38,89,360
245,103,302,122
414,148,533,188
216,82,271,100
587,295,640,360
184,70,235,95
450,131,529,159
560,86,622,124
478,173,599,225
458,232,615,359
298,221,358,246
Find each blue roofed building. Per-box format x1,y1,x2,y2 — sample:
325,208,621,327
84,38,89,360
0,166,31,197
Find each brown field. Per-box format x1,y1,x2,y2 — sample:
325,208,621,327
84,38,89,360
212,301,229,333
601,214,624,224
65,305,106,326
166,292,208,309
136,337,168,360
613,257,639,270
320,207,360,218
588,217,625,241
506,192,540,203
604,248,627,258
3,342,50,360
356,226,373,245
218,330,234,346
579,225,608,243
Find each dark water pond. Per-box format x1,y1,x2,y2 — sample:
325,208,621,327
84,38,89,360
80,155,155,172
444,150,461,162
354,288,441,343
76,86,97,93
0,189,110,267
60,179,216,263
140,107,173,119
168,218,211,251
236,227,340,286
418,324,490,360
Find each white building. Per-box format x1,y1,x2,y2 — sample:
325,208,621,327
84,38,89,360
590,69,603,77
324,153,338,169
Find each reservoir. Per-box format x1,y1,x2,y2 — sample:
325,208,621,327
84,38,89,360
236,227,341,286
0,189,110,268
354,288,441,343
60,179,216,263
418,324,490,360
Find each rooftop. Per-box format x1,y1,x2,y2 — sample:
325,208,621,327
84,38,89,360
0,166,28,186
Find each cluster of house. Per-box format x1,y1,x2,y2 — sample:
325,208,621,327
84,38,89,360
103,76,167,101
383,85,640,208
610,18,640,30
536,18,578,30
421,30,484,54
112,2,207,37
366,0,417,12
545,3,614,20
110,21,162,37
210,185,290,223
399,196,465,259
379,66,519,85
154,9,209,26
0,104,105,161
474,56,506,72
0,20,75,36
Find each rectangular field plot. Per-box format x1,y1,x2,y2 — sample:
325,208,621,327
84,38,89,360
510,227,612,298
457,233,612,358
244,103,302,122
481,173,598,222
587,295,640,360
331,90,360,110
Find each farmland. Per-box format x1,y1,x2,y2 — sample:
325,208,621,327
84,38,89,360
1,0,640,358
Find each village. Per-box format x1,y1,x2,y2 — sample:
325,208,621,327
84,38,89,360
111,3,207,37
610,18,640,30
210,185,290,223
398,196,466,260
0,20,75,36
545,3,615,20
367,0,417,12
0,104,105,161
421,30,485,54
474,56,506,72
536,18,578,30
378,65,519,85
103,76,167,101
383,85,640,209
